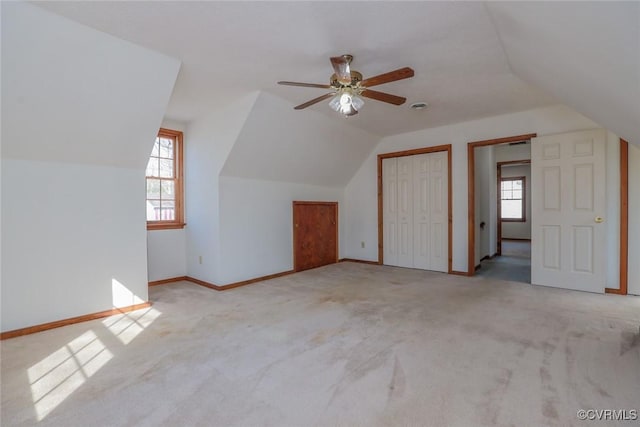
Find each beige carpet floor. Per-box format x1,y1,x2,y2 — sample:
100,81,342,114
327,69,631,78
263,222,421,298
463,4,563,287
2,262,639,427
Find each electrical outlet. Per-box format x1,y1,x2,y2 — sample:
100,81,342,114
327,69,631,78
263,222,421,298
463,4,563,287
198,256,202,265
361,241,365,248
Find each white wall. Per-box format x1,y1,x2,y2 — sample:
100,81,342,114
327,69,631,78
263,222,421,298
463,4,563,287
147,230,187,282
2,161,149,330
1,3,180,331
185,91,377,285
146,119,188,282
474,145,494,264
627,143,640,295
500,164,531,240
222,92,378,187
185,94,259,285
218,177,343,284
344,104,605,272
494,143,531,164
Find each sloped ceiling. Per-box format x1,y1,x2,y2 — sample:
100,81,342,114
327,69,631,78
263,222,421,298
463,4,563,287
32,1,558,138
487,1,640,145
2,2,181,168
221,92,378,187
23,1,640,146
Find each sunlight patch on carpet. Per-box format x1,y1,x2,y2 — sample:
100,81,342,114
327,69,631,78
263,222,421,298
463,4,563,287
27,330,113,421
102,307,162,345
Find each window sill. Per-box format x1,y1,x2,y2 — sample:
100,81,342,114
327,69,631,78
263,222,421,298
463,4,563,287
147,222,186,231
501,218,526,223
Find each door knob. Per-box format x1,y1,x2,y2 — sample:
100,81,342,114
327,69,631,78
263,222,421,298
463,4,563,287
594,216,604,223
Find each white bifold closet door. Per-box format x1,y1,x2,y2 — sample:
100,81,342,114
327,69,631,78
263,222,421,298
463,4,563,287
383,151,448,272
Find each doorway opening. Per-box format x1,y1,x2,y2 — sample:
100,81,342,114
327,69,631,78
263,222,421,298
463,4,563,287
467,134,536,283
477,160,532,283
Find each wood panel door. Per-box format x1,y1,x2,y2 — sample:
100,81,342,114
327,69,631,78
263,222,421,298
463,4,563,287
531,129,606,292
293,201,338,272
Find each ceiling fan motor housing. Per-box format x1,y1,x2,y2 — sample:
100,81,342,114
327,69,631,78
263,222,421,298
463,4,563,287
330,70,363,88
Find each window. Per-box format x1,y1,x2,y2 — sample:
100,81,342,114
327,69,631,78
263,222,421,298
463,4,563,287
500,177,525,222
146,128,184,230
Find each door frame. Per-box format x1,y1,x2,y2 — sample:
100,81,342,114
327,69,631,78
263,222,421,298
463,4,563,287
605,139,629,295
377,144,453,272
467,134,537,276
496,159,531,256
292,201,339,272
468,135,629,290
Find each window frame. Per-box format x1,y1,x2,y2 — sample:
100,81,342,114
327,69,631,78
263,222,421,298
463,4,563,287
146,128,185,230
499,176,526,223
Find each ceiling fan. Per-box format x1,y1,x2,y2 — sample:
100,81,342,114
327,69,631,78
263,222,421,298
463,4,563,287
278,54,414,117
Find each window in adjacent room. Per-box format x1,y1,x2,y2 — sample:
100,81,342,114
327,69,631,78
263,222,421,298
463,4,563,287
500,177,525,222
146,128,184,230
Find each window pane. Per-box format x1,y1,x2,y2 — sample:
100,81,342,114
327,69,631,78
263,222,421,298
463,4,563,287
512,189,522,200
513,180,523,190
502,200,523,219
151,139,159,157
161,200,175,220
146,199,161,221
161,180,175,200
158,137,174,159
146,179,161,199
159,158,174,178
146,157,159,177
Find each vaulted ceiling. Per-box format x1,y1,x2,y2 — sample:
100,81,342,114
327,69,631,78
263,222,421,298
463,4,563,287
31,1,639,143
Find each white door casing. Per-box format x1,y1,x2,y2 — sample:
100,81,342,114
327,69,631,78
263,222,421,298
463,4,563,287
531,129,607,293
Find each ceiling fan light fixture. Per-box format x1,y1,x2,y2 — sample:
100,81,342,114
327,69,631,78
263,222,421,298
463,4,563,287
279,55,413,116
329,90,364,117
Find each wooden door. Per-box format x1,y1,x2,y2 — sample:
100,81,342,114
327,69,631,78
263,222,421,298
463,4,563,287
293,201,338,272
531,129,607,292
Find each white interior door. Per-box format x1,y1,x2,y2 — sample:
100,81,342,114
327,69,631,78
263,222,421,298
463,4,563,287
397,156,414,268
413,154,430,269
428,152,448,272
383,158,398,266
531,129,606,293
383,151,448,272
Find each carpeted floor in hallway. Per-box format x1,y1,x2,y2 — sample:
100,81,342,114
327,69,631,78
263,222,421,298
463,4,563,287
2,262,639,427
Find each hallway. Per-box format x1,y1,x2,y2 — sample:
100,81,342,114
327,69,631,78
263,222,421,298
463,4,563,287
476,240,531,284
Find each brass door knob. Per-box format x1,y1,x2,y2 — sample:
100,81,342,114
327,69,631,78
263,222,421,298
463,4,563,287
595,216,604,223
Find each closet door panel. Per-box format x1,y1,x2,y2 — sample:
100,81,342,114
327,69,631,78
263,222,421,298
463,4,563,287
397,156,413,268
429,152,448,272
383,158,399,266
413,153,431,269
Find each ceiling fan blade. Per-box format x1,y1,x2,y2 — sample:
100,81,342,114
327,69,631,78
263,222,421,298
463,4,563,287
294,93,336,110
278,81,332,89
361,89,407,105
360,67,414,88
330,56,352,85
